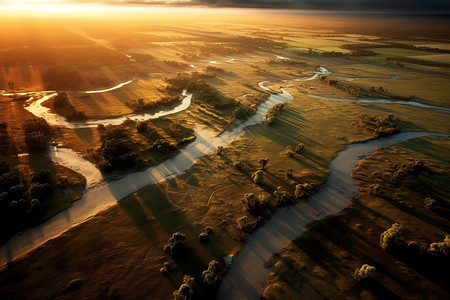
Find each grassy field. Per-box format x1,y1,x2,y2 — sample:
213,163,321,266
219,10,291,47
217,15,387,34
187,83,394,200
0,12,449,300
263,137,450,300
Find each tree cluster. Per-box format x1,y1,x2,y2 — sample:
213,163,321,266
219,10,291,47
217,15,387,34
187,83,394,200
265,103,285,125
97,125,143,171
201,260,220,285
23,118,52,153
0,163,55,241
380,223,403,250
125,95,181,113
53,92,86,120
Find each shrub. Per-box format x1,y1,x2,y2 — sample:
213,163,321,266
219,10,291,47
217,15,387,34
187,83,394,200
25,133,48,152
380,223,403,250
295,183,313,199
56,175,70,188
198,232,209,242
368,183,382,195
136,121,149,133
31,170,52,184
259,158,269,170
233,161,244,169
353,264,376,281
216,146,223,156
424,197,436,210
152,139,176,153
164,232,187,256
201,260,220,285
284,168,294,178
274,186,291,205
173,275,195,300
9,184,25,199
251,170,263,184
29,183,53,200
295,143,305,153
205,226,213,234
241,193,269,213
237,216,248,230
429,235,449,255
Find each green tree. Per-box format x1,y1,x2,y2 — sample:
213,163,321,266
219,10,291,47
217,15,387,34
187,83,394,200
380,223,403,250
353,264,376,281
251,170,263,184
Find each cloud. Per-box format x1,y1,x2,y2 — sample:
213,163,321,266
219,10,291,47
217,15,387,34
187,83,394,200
4,0,448,11
193,0,450,10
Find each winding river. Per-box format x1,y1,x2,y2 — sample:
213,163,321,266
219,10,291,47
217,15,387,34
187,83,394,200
216,131,449,300
1,63,449,300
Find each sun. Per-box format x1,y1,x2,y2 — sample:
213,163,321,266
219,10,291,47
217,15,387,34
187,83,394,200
0,0,120,15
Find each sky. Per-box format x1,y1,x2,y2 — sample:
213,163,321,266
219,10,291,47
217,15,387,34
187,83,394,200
2,0,450,11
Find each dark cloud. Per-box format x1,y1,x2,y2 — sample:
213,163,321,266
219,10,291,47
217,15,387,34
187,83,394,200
40,0,450,11
193,0,450,11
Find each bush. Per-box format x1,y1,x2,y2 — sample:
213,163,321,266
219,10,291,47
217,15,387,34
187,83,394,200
23,118,51,136
294,183,313,199
353,264,376,281
274,186,291,205
31,170,52,184
368,183,382,195
237,216,248,230
201,260,220,285
380,223,403,250
424,197,436,210
136,121,149,133
164,232,187,256
152,139,176,153
233,161,244,169
29,183,53,200
9,184,25,199
251,170,263,184
173,275,195,300
259,158,269,170
429,235,449,255
295,143,305,153
198,232,209,242
285,168,293,178
241,193,269,213
25,133,48,152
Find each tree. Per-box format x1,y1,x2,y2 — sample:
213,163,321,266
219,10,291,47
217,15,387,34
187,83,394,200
202,260,220,285
241,193,269,213
285,168,293,178
380,223,403,250
295,143,305,153
136,121,149,133
259,158,269,170
429,235,449,255
274,186,291,205
251,170,263,184
353,264,376,281
29,183,53,200
295,183,313,199
173,275,194,300
216,146,223,156
164,232,187,256
31,170,52,184
237,216,248,230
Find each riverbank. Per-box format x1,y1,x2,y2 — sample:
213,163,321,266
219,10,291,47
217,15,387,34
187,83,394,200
262,136,450,300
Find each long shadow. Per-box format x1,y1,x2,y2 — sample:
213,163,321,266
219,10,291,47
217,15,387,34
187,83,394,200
389,246,450,291
117,195,156,241
362,279,402,300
